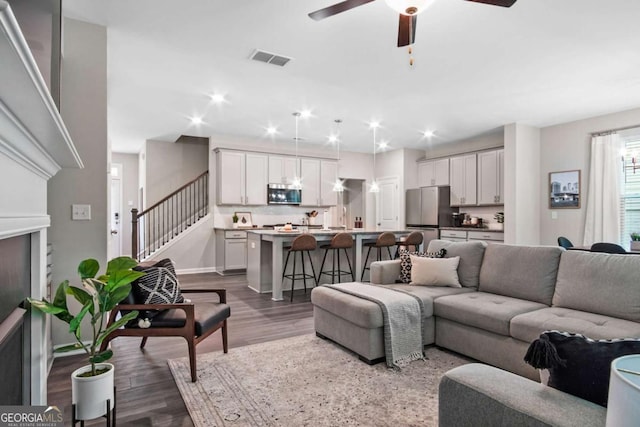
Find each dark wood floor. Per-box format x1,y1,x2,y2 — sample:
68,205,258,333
47,273,315,426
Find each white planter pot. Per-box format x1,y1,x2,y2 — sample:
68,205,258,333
630,241,640,251
71,363,115,420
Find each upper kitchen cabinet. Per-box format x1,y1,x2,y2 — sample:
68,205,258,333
217,150,268,205
417,158,449,187
449,154,477,206
477,149,504,205
300,158,338,206
268,155,299,184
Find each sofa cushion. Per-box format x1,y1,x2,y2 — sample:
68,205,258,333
398,248,446,283
434,292,547,336
410,255,461,288
386,284,475,303
427,240,487,289
311,286,385,329
479,244,563,305
524,331,640,407
553,250,640,322
510,307,640,343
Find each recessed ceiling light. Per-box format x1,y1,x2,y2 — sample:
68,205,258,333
300,110,312,119
210,93,226,104
423,129,435,138
370,121,380,129
190,116,203,125
266,126,278,135
328,134,338,143
379,141,388,150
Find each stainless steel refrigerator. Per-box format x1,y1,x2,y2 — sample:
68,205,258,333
405,186,457,247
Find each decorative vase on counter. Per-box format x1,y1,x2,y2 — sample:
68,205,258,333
308,217,315,226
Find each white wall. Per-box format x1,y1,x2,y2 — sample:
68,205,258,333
111,153,138,256
539,106,640,245
144,139,208,206
48,18,107,346
424,132,504,159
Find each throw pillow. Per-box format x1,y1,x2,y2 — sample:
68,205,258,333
398,248,446,283
132,258,184,318
409,255,461,288
524,330,640,407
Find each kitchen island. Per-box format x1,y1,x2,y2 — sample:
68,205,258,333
247,229,412,301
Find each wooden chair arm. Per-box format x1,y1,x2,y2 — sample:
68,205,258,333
115,303,195,316
181,288,226,303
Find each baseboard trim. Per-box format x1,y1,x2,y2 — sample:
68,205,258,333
176,267,217,275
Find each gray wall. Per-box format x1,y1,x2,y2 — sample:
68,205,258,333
112,152,139,256
145,140,208,207
48,18,107,346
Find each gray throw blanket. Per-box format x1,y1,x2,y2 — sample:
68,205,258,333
326,283,425,369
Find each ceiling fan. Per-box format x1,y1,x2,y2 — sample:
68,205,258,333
308,0,518,47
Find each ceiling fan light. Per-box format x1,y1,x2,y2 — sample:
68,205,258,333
369,181,380,193
332,179,344,192
385,0,431,15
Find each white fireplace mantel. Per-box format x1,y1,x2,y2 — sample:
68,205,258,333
0,1,82,406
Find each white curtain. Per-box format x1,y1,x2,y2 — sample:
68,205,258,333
583,133,624,245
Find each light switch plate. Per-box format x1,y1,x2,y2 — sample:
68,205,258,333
551,211,558,220
72,204,91,220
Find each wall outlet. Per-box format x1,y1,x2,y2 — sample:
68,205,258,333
551,211,558,220
72,204,91,220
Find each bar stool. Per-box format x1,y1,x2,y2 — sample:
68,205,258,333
394,231,424,258
317,232,355,284
282,233,318,302
360,232,396,281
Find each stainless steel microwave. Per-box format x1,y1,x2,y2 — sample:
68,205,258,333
267,184,301,205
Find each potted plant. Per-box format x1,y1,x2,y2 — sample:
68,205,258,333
630,232,640,251
28,256,144,421
232,213,239,229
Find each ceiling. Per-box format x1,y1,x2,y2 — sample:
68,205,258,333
62,0,640,154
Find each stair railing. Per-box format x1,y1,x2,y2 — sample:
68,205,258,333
132,171,209,260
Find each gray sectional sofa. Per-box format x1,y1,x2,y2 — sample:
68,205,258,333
311,239,640,425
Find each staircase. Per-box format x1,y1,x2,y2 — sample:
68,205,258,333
132,171,209,260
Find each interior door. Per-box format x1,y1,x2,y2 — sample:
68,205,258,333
376,176,399,230
109,163,123,258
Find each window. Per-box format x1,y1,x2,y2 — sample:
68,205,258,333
621,132,640,249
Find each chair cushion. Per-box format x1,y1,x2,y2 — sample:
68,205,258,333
524,331,640,407
145,302,230,336
510,307,640,344
132,259,184,315
434,292,547,336
398,248,446,283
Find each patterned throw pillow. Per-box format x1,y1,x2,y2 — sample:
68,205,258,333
398,248,446,283
132,258,184,318
524,331,640,406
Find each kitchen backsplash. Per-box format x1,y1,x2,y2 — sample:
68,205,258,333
459,205,505,226
213,204,339,228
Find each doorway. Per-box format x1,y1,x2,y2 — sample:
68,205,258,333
109,163,123,259
376,176,399,230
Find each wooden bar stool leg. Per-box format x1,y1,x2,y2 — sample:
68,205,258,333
344,248,355,281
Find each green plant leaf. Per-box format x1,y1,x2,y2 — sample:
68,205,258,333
90,349,113,364
78,259,100,279
27,298,65,315
96,310,138,346
55,343,88,353
66,285,92,306
106,256,138,275
68,302,92,334
53,280,70,309
104,284,132,311
107,270,145,291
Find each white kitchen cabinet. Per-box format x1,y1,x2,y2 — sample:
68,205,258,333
449,154,477,206
299,159,338,206
215,229,248,273
440,229,504,244
217,150,268,205
418,158,449,187
268,155,299,184
477,149,504,205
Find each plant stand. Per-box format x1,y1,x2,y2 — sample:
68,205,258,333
72,386,116,427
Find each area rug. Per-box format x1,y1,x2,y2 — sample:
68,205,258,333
168,334,470,426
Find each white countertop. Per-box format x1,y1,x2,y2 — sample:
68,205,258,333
248,228,412,236
439,227,504,232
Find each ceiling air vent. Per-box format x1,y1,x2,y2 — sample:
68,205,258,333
250,49,292,67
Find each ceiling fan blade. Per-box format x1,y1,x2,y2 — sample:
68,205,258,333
465,0,517,7
397,14,417,47
308,0,377,21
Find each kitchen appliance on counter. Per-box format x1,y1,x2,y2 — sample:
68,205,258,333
452,212,466,227
267,184,301,205
406,186,458,248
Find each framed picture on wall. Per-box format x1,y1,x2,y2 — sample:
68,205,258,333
549,170,581,209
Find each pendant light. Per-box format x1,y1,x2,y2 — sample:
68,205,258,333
292,112,302,189
370,122,380,193
332,119,344,192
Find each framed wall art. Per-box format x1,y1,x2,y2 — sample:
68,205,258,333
234,212,253,228
549,170,581,209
